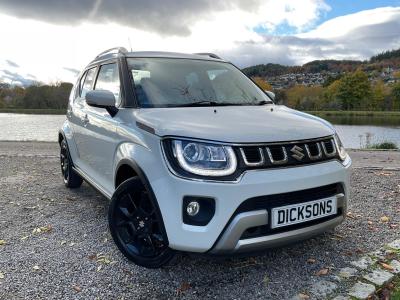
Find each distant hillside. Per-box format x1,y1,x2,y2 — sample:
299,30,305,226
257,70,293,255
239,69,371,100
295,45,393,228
370,48,400,63
243,48,400,77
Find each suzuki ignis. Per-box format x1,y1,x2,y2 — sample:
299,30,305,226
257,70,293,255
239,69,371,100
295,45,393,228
59,48,351,268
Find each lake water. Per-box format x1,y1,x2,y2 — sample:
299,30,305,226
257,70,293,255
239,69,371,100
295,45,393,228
0,113,399,149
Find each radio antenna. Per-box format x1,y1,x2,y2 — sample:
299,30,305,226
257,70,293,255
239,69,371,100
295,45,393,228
128,37,132,52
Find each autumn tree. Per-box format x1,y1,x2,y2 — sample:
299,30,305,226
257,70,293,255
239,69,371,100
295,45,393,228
370,80,386,110
392,82,400,110
285,85,325,110
252,77,273,91
336,70,371,110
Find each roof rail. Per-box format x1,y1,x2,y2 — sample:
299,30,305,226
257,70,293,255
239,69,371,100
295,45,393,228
95,47,128,59
194,53,222,59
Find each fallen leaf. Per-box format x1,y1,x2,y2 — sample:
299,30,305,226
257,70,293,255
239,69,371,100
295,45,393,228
307,258,316,264
20,235,29,240
88,254,97,260
332,233,344,240
60,241,67,245
32,225,52,234
385,251,397,260
355,248,364,254
177,282,191,294
72,285,82,292
316,268,329,276
381,216,390,223
0,272,4,279
0,240,5,246
376,171,394,176
297,293,310,300
97,265,102,272
380,262,394,272
32,265,40,271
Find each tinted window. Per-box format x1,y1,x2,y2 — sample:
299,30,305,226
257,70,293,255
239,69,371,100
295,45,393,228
127,58,272,108
81,68,96,98
95,63,120,104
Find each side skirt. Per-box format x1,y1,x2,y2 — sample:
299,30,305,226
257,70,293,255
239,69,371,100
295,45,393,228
72,166,112,200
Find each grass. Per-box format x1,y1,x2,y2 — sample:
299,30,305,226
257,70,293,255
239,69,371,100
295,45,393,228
0,108,66,115
366,142,399,150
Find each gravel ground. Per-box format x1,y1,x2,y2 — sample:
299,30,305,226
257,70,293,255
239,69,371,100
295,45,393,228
0,142,399,300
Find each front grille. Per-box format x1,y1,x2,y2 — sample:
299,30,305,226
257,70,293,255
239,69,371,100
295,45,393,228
237,136,337,170
235,183,344,239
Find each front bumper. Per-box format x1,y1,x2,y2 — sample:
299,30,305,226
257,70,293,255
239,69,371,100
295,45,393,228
210,193,345,254
145,154,351,253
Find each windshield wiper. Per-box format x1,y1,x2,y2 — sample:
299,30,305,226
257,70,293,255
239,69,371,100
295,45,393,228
257,100,273,105
175,101,245,107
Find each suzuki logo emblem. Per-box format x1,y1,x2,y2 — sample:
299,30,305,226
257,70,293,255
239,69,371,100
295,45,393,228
290,145,305,160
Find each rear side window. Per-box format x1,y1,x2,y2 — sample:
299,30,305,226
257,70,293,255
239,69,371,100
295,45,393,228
95,63,120,105
81,68,97,98
78,71,86,98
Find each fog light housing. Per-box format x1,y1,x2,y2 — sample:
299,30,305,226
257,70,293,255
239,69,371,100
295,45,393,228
186,201,200,216
182,196,215,226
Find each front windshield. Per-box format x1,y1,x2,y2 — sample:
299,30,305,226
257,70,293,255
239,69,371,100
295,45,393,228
127,58,273,108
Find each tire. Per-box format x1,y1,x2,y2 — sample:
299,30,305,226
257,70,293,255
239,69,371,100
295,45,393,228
108,177,175,268
60,139,83,188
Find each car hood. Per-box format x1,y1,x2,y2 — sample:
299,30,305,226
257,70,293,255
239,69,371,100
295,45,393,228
133,105,335,143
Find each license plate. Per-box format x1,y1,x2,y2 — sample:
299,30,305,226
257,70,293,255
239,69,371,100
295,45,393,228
271,197,337,229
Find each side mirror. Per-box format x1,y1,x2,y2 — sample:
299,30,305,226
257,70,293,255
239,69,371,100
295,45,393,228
265,90,275,101
85,90,118,116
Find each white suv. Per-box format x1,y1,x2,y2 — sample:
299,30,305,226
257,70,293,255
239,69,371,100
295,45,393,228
59,47,351,268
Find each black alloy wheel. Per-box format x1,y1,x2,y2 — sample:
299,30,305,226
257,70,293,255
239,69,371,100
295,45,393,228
60,139,83,188
108,177,174,268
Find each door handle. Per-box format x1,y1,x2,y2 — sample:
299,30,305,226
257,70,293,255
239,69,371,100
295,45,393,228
82,114,89,126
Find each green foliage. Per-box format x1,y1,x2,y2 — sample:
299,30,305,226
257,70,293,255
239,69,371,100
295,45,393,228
366,142,398,149
0,82,72,110
335,70,372,110
302,60,362,73
392,82,400,110
285,85,325,110
243,63,293,77
370,49,400,63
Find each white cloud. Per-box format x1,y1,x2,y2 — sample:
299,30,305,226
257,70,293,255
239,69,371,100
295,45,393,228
0,4,399,84
220,6,400,67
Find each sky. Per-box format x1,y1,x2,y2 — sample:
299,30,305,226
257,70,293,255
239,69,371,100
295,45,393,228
0,0,399,86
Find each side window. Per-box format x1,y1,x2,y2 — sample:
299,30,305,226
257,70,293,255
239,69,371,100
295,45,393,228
81,68,97,99
95,63,120,105
77,71,86,98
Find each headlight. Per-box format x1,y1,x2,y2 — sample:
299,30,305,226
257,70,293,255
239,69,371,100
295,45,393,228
334,133,347,161
170,140,237,177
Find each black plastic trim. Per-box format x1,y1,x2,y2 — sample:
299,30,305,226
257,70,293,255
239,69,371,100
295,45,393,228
115,159,170,246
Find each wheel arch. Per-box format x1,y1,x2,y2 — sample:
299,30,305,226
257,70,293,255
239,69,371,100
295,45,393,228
58,130,66,145
114,158,170,246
